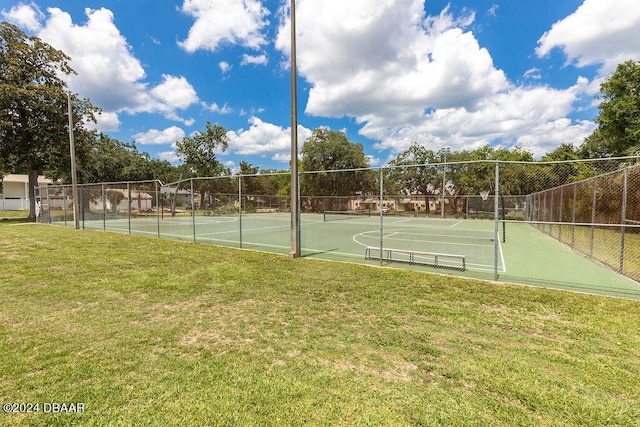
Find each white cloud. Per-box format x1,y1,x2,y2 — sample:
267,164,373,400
178,0,270,53
39,8,147,112
372,78,594,157
31,7,202,126
150,75,198,110
536,0,640,73
227,116,312,162
219,61,232,75
90,111,121,133
157,150,180,164
133,126,186,145
277,1,507,120
203,102,233,114
241,53,268,66
1,2,44,32
523,68,541,80
275,1,599,158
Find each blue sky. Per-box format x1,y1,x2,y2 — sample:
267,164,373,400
2,0,640,172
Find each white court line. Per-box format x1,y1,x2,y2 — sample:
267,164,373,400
498,236,507,273
351,229,503,272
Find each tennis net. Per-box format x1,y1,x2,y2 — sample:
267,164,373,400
323,209,371,221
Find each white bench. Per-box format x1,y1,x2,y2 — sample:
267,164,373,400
365,247,466,271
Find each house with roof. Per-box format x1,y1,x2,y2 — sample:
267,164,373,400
1,174,53,211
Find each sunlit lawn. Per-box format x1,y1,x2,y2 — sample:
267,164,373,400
1,223,638,426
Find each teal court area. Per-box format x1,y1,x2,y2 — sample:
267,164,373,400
62,212,640,300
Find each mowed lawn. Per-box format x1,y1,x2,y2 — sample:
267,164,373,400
0,222,639,426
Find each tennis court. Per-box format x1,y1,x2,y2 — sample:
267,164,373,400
69,211,640,300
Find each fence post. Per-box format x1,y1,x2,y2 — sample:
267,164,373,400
46,187,51,224
590,178,597,258
559,186,564,241
81,186,85,229
63,186,67,226
191,178,196,243
572,183,577,248
102,184,106,231
620,168,628,273
127,182,131,235
380,167,384,266
494,161,500,281
239,175,243,249
156,181,160,238
547,189,554,237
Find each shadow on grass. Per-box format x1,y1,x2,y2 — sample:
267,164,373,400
0,216,34,225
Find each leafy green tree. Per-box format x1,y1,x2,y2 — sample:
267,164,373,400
300,128,374,197
175,121,230,178
386,142,440,195
175,121,231,209
583,60,640,158
77,134,145,182
542,143,593,185
0,21,96,218
48,132,179,184
263,169,291,197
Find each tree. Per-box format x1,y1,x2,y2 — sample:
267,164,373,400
386,142,440,195
300,128,374,198
74,133,178,183
175,121,230,177
0,21,87,218
542,143,593,185
175,121,231,210
584,60,640,157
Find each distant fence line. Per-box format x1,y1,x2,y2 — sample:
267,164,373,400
36,158,640,292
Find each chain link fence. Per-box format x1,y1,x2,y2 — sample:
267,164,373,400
529,162,640,282
36,158,640,298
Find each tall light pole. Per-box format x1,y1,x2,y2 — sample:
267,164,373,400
289,0,301,258
67,91,80,229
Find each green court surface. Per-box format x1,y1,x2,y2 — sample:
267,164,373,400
65,212,640,300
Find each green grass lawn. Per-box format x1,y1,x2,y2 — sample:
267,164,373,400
1,224,639,426
0,210,31,224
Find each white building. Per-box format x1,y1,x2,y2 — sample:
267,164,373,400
1,174,53,211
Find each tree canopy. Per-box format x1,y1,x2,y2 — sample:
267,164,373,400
0,21,100,218
583,60,640,158
175,121,230,178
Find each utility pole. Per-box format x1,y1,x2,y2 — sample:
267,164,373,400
289,0,301,258
68,91,80,229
